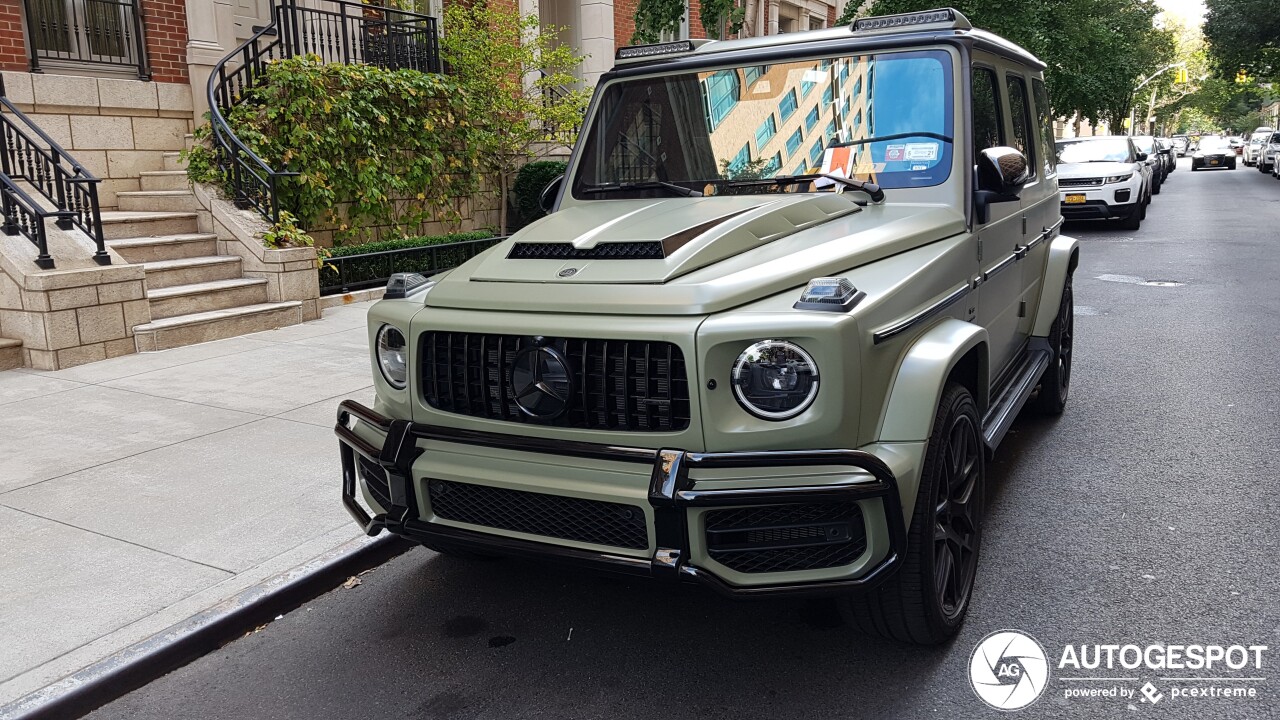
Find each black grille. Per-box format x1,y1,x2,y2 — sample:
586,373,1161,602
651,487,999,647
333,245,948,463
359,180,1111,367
357,457,393,511
507,242,665,260
1059,177,1102,187
429,480,649,549
705,503,866,574
421,333,691,432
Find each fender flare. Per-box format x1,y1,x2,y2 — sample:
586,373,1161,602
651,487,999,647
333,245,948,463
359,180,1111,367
878,319,989,443
1032,233,1080,336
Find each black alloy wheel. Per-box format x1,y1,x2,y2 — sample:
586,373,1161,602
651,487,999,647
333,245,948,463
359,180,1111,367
1036,275,1073,415
840,383,984,645
933,411,982,621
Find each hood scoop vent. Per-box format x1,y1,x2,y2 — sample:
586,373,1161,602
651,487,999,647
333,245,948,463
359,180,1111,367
508,241,664,260
506,208,756,261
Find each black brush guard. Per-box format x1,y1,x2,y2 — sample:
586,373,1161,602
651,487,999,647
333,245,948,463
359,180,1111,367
335,400,906,598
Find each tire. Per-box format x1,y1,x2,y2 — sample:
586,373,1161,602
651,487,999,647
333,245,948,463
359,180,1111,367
1036,274,1073,415
1119,204,1142,230
1152,174,1161,195
840,383,984,646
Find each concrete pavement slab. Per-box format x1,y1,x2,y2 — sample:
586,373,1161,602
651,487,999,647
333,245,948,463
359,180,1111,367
0,373,84,406
242,305,368,344
100,342,373,416
290,327,371,353
275,386,375,428
3,418,352,573
15,336,277,384
0,385,258,494
0,506,229,683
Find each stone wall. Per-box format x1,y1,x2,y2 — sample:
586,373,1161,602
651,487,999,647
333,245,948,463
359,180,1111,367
1,70,193,208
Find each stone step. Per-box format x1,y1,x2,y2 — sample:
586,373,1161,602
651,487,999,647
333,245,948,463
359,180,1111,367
147,277,270,320
139,170,190,192
106,233,217,264
183,133,194,151
162,152,186,172
133,301,303,352
0,337,21,371
100,211,199,240
117,190,202,213
142,255,242,289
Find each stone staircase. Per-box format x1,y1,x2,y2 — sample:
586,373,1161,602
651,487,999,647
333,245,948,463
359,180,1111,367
106,151,303,351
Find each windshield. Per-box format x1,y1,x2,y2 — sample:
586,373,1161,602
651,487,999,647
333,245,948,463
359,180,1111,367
1199,136,1227,150
571,49,954,200
1055,138,1131,164
1131,136,1155,153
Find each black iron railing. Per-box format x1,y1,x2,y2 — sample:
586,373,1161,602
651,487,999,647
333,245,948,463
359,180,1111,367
0,89,108,268
22,0,149,78
320,237,501,295
540,71,581,146
207,0,442,226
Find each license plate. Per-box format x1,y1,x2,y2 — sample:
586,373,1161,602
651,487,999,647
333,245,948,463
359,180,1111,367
1064,194,1086,204
1210,159,1219,165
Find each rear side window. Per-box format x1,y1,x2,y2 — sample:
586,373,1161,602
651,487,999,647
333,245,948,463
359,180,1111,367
972,67,1002,153
1031,78,1056,176
1005,74,1036,178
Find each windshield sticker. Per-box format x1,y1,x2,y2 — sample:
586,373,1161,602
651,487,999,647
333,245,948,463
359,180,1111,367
821,147,854,176
912,164,929,171
885,144,906,162
905,142,939,161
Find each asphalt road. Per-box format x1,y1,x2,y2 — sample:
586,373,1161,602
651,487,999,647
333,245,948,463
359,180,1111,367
91,158,1280,720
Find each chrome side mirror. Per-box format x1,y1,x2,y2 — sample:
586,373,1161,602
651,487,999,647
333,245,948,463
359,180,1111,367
977,146,1031,195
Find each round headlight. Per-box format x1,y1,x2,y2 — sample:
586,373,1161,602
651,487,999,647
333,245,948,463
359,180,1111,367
376,324,408,389
731,340,820,420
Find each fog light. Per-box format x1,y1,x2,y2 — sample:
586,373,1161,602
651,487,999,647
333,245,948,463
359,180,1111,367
1114,189,1131,203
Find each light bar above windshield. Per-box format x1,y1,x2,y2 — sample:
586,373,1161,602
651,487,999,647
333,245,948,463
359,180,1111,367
851,7,971,33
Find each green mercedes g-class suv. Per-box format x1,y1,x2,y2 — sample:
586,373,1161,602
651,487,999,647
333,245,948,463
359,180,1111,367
337,7,1078,645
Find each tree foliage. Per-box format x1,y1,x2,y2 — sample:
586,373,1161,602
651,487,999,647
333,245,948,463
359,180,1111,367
632,0,686,43
837,0,1176,127
1204,0,1280,82
440,1,591,234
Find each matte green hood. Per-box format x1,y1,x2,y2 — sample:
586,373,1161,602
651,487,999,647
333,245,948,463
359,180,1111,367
427,195,965,315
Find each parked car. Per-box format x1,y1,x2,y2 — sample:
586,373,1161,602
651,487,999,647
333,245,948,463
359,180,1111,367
1261,131,1280,175
1154,137,1176,176
1191,136,1237,170
1244,126,1274,166
1172,135,1189,156
1056,136,1150,229
1227,137,1244,155
339,7,1080,646
1131,135,1165,192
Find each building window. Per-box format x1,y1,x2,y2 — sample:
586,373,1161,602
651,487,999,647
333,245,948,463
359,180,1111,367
23,0,150,77
853,76,863,97
809,139,824,166
804,106,819,131
727,143,751,174
853,110,863,131
785,127,803,157
704,70,741,131
839,62,850,84
778,88,798,122
743,65,766,87
756,115,778,149
762,152,782,177
824,119,837,141
800,67,817,98
822,85,834,107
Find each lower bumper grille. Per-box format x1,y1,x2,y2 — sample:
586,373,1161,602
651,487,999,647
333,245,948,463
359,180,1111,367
428,480,649,550
705,503,867,573
357,457,393,511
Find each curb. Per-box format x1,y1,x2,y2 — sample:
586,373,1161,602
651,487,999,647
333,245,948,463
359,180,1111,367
1,533,413,720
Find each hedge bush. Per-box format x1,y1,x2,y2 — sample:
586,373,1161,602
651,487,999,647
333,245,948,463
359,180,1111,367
326,230,495,257
512,160,568,225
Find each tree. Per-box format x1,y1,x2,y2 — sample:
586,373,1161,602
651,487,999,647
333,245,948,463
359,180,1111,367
700,0,746,40
837,0,1175,129
1203,0,1280,82
439,2,592,234
632,0,686,43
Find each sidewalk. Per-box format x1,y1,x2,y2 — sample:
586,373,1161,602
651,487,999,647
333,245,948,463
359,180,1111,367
0,302,378,706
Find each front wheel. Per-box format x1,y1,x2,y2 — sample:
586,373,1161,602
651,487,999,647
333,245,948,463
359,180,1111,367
1036,275,1074,415
1119,204,1142,230
840,383,984,645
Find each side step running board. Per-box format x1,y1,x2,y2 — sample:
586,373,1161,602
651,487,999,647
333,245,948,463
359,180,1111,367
982,342,1052,451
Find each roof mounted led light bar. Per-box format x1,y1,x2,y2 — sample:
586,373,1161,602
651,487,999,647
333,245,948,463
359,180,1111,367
616,39,710,62
851,7,971,33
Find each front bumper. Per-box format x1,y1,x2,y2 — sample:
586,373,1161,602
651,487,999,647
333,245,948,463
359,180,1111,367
335,400,907,598
1059,197,1136,220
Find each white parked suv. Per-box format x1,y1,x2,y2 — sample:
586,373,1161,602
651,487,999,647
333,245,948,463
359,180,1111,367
1055,136,1150,230
1260,131,1280,175
1245,126,1274,167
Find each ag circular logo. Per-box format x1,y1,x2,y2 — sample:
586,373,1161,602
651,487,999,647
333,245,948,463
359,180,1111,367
969,630,1050,711
557,267,578,277
509,344,573,420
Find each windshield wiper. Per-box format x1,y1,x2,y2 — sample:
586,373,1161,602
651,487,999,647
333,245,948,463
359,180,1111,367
581,181,702,197
726,173,885,203
827,131,953,148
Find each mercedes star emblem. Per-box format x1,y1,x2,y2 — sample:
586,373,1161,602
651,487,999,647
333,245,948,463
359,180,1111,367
510,344,573,419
